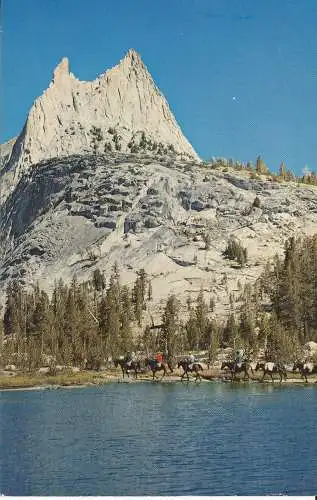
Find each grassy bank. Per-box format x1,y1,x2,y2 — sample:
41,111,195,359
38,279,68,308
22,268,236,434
0,371,116,390
0,369,168,390
0,367,316,390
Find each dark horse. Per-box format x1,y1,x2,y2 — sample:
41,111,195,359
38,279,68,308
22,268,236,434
178,359,204,382
293,361,317,383
221,361,253,381
146,358,173,381
255,362,287,382
114,358,141,379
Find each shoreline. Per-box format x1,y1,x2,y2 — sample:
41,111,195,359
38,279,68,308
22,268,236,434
1,371,316,392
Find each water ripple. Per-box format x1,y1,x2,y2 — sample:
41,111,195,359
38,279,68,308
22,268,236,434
1,382,316,495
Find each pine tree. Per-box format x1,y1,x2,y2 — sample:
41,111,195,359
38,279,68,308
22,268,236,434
132,269,147,325
186,295,192,312
185,310,197,349
223,238,247,267
3,281,28,366
100,268,122,357
207,320,220,363
223,313,239,345
118,285,134,353
255,155,268,174
279,161,287,180
51,278,68,362
26,285,50,366
92,268,105,291
209,296,215,312
194,289,210,349
3,281,23,338
137,269,147,304
77,282,101,368
161,295,180,357
239,283,257,347
184,290,213,350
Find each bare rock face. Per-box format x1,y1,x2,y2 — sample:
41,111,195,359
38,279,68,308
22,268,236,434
0,138,16,170
3,49,199,202
1,151,317,323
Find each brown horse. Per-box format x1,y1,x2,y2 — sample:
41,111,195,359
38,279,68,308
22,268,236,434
145,358,173,381
293,361,317,383
221,361,254,381
255,362,287,382
178,359,204,382
114,358,141,379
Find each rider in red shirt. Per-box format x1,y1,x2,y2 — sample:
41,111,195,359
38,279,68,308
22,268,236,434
155,352,163,364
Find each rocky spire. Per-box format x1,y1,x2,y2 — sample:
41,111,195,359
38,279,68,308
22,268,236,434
125,48,143,64
3,49,200,196
53,57,70,85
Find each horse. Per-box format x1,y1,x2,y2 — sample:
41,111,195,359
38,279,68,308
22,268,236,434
293,361,317,383
145,358,172,381
177,359,204,382
255,362,287,382
220,361,254,381
113,358,141,379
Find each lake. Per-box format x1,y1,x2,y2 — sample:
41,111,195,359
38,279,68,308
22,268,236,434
0,381,316,495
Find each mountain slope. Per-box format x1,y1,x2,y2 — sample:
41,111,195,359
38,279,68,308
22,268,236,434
1,152,317,322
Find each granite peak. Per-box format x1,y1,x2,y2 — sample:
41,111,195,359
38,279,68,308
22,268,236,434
2,49,199,203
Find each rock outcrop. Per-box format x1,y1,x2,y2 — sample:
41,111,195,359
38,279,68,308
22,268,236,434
1,151,317,322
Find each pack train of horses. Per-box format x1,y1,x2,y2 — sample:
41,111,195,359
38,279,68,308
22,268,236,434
113,356,317,383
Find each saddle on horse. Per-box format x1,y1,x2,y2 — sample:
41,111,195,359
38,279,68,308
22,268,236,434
148,358,161,369
149,358,156,369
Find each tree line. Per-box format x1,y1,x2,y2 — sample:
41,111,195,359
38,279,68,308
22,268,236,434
0,263,222,370
207,155,317,186
1,234,317,370
222,235,317,362
1,265,149,370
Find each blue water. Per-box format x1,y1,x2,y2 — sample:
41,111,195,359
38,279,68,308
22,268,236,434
1,381,316,495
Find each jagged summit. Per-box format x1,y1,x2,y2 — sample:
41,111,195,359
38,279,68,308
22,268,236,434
119,48,145,67
53,57,71,83
52,49,145,83
3,49,199,195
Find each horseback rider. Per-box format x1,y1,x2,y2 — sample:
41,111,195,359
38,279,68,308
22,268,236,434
155,352,163,368
187,353,196,367
125,351,133,367
234,348,244,369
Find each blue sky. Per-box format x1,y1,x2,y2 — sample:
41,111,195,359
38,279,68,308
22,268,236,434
2,0,317,174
